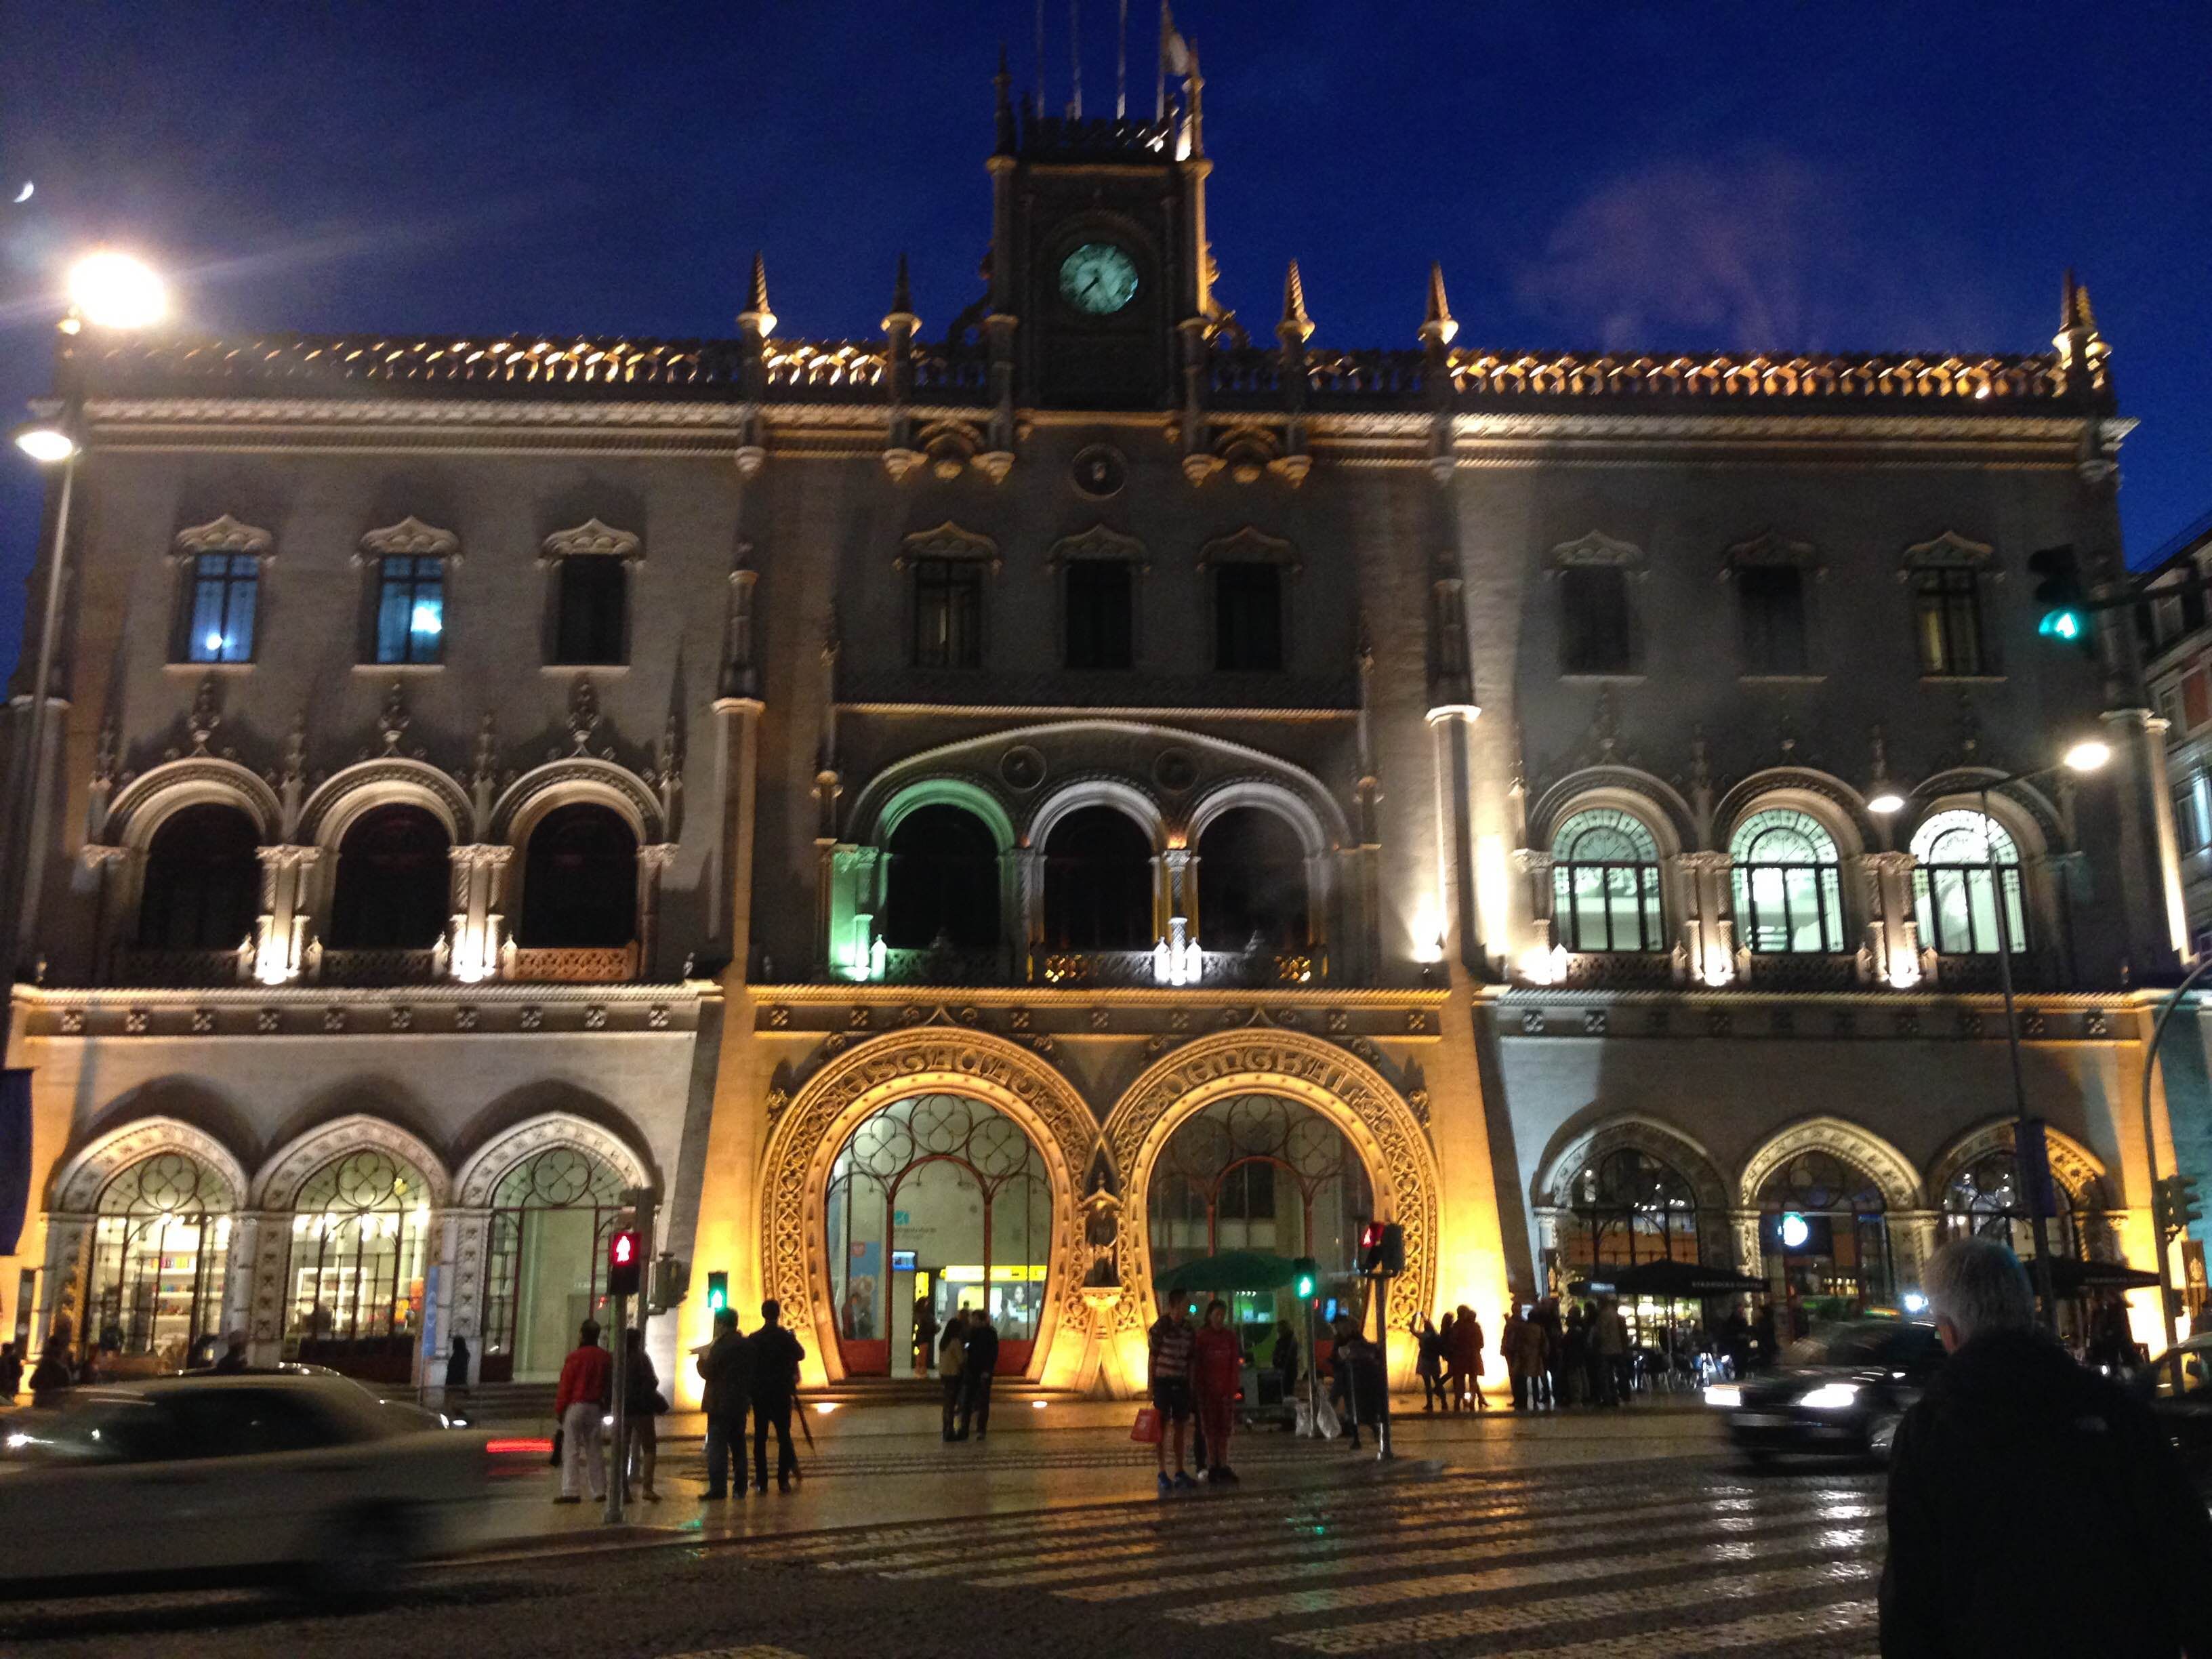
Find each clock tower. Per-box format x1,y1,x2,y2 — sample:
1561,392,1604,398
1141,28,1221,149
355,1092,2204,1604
986,52,1214,410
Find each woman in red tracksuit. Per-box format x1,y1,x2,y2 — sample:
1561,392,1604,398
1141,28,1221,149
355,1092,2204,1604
1191,1299,1245,1484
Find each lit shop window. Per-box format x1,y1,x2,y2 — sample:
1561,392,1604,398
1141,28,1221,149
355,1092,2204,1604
374,555,445,665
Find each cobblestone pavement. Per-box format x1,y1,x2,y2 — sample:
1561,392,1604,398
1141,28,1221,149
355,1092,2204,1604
0,1454,1887,1658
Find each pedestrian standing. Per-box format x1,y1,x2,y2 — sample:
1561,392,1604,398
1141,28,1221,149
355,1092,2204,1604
749,1298,805,1493
914,1292,940,1376
445,1334,472,1395
1270,1319,1300,1427
1592,1297,1627,1406
1191,1299,1243,1483
960,1307,1001,1440
697,1306,750,1500
0,1340,20,1403
621,1326,663,1502
1881,1235,2212,1657
1501,1305,1530,1410
552,1319,611,1504
939,1309,970,1440
1456,1304,1490,1411
1147,1297,1197,1494
1539,1298,1566,1410
1417,1313,1447,1413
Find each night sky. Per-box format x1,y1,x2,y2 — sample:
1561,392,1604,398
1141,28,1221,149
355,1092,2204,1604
1,3,2206,670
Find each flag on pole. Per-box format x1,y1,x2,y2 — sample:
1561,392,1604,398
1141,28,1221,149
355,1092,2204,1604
1156,1,1190,117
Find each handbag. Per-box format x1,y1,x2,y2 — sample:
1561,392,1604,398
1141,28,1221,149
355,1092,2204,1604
1312,1392,1342,1440
548,1427,565,1467
1130,1406,1163,1445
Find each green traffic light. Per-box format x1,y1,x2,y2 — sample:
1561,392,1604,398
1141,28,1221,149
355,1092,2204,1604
2038,609,2085,642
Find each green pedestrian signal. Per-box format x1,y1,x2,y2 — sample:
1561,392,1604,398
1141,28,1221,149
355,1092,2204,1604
1293,1256,1319,1300
706,1271,729,1314
2028,545,2089,647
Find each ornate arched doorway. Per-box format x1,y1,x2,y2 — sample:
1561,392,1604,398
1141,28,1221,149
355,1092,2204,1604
87,1151,234,1368
825,1094,1052,1378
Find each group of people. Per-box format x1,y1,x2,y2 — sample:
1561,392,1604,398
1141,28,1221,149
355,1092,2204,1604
932,1306,1003,1441
1144,1297,1251,1490
1497,1296,1638,1409
693,1298,806,1498
1412,1307,1491,1412
552,1318,684,1504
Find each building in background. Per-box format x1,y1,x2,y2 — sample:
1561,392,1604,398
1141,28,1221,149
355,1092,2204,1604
0,57,2200,1404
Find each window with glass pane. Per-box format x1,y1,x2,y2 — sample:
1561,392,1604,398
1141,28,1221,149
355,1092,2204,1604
1729,808,1843,954
1738,565,1808,675
373,555,445,665
1562,1149,1701,1271
553,556,626,665
1064,559,1133,669
183,553,259,663
1914,567,1984,676
1550,808,1665,952
1214,562,1283,672
1559,566,1634,675
2173,774,2207,857
1911,808,2026,954
283,1149,429,1368
912,557,983,668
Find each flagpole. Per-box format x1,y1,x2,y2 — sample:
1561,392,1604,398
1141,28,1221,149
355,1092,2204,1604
1117,0,1128,118
1069,0,1082,117
1156,0,1168,118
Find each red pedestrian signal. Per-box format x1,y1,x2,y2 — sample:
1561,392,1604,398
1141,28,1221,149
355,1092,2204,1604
607,1228,642,1296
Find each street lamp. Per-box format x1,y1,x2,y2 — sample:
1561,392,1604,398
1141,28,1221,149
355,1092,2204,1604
1870,739,2110,1329
2,251,167,1056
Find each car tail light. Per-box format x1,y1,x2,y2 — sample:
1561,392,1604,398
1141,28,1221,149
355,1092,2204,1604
484,1436,552,1479
485,1437,552,1456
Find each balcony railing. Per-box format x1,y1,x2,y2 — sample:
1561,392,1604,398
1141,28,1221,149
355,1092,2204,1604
316,947,442,987
504,943,639,983
1031,947,1326,989
111,945,250,987
1737,952,1862,991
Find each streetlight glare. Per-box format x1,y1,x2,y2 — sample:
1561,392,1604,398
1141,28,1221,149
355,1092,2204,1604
2063,739,2112,774
67,250,166,330
12,424,76,464
1866,790,1906,817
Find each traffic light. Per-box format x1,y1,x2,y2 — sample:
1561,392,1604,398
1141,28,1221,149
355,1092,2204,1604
1358,1221,1386,1273
2028,545,2089,647
649,1254,691,1315
1292,1256,1319,1300
706,1271,729,1315
1357,1223,1406,1277
2156,1174,2205,1239
607,1228,642,1297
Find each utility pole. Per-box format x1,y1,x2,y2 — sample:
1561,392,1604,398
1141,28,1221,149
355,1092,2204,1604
604,1187,657,1524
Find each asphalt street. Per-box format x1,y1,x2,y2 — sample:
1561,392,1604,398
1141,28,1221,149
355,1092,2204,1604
0,1440,1887,1658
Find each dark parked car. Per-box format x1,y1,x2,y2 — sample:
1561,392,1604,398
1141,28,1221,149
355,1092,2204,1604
1706,1316,1946,1462
2139,1331,2212,1495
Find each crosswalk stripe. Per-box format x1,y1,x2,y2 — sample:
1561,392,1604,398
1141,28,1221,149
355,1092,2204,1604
1411,1597,1879,1659
1271,1556,1880,1653
1067,1505,1877,1605
958,1486,1773,1588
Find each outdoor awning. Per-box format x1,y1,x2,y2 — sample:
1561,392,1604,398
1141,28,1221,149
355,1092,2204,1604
1155,1250,1301,1295
1584,1259,1772,1299
2032,1256,2161,1294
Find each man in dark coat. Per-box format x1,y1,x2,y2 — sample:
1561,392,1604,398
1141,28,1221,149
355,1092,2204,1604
697,1307,751,1500
959,1308,1001,1441
747,1298,805,1493
1881,1235,2212,1658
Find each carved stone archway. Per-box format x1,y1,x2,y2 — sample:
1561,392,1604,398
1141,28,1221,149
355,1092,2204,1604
1532,1113,1738,1274
1101,1029,1438,1335
759,1029,1098,1387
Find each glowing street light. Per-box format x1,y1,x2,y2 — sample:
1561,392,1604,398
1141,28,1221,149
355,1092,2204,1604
2062,739,2111,775
12,422,75,464
66,249,167,331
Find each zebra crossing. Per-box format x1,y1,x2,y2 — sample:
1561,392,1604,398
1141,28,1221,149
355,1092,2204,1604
739,1460,1889,1656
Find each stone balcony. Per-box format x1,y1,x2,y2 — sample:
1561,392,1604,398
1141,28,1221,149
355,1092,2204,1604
864,943,1329,989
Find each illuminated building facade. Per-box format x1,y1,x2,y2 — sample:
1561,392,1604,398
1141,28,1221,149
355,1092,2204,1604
1,60,2201,1399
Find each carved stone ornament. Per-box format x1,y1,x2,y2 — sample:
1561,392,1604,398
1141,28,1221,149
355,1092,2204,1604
540,518,642,562
1195,525,1300,576
1723,529,1818,575
359,516,460,561
1901,530,1994,572
172,514,274,559
895,521,1000,573
1549,529,1645,571
1047,523,1147,571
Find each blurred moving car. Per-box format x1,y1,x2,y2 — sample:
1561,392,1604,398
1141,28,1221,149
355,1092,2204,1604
1704,1316,1946,1462
0,1374,541,1601
2138,1332,2212,1496
179,1361,453,1433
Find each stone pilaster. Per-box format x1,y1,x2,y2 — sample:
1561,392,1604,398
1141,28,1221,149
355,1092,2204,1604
445,844,512,983
1672,851,1736,987
1856,851,1926,989
636,842,678,979
252,845,321,985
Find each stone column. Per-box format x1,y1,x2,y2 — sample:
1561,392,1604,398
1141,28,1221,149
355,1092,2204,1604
445,844,512,983
635,842,678,979
1732,1210,1765,1284
1305,853,1332,954
243,1210,291,1366
2104,706,2188,975
252,846,321,985
1514,848,1557,981
39,1215,91,1347
79,844,131,983
1892,1210,1944,1296
1012,847,1045,960
1856,851,1925,989
1673,852,1736,987
710,692,765,977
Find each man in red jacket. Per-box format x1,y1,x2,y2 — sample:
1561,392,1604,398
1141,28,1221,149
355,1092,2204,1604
553,1319,612,1504
1191,1298,1245,1484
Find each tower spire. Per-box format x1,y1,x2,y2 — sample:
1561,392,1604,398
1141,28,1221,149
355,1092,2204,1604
740,252,775,337
1420,262,1457,345
1279,259,1313,344
890,251,914,322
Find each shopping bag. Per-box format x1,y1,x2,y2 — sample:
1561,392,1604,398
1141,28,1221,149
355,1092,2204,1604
1130,1406,1163,1445
548,1427,565,1467
1313,1393,1342,1440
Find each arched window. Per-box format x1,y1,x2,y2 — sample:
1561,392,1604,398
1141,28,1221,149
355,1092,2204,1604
283,1149,431,1381
1042,806,1152,949
1145,1095,1375,1288
481,1145,627,1383
1942,1146,2088,1264
1730,808,1843,954
825,1094,1051,1378
882,805,1000,949
1550,808,1664,953
1757,1150,1892,1310
136,803,261,951
1911,808,2026,955
329,805,452,949
518,804,638,948
1197,808,1310,950
1559,1148,1701,1273
85,1151,232,1366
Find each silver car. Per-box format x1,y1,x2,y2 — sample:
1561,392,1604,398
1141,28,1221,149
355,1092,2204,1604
0,1374,537,1600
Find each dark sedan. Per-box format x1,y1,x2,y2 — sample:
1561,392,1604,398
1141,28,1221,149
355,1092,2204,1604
2139,1332,2212,1495
1706,1316,1946,1462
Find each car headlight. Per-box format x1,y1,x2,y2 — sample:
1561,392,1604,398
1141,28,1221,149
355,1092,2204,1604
1799,1382,1861,1411
1703,1383,1742,1409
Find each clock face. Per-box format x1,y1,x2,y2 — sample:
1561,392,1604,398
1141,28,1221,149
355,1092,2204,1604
1059,242,1141,316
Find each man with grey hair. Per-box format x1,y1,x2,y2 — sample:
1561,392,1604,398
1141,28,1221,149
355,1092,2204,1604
1881,1235,2212,1657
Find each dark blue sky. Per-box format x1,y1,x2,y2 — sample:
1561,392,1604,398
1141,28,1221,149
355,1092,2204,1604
2,3,2207,668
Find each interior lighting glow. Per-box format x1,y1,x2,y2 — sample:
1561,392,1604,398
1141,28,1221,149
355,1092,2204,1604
68,249,167,330
2063,739,2111,774
204,631,228,655
1778,1212,1811,1250
410,603,442,636
1702,1383,1742,1410
811,1401,838,1415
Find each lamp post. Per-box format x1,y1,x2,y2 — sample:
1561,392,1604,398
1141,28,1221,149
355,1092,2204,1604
1,251,166,1065
1870,738,2110,1330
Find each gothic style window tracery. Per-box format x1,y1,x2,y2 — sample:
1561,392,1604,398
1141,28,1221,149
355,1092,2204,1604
1910,809,2026,956
481,1145,627,1383
1550,808,1664,953
85,1151,232,1365
1559,1148,1701,1273
282,1149,429,1380
1729,808,1844,954
1941,1147,2093,1263
137,803,262,951
328,804,451,949
1145,1094,1374,1279
1197,807,1309,950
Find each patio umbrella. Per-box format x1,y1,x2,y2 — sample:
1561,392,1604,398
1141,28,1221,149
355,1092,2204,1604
1155,1250,1301,1296
2032,1257,2161,1295
1604,1259,1771,1298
